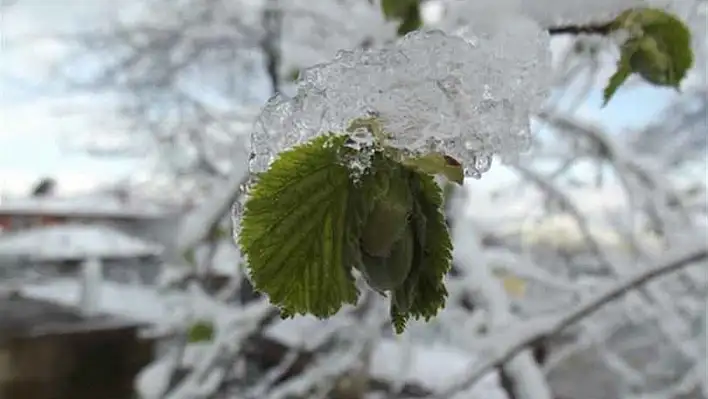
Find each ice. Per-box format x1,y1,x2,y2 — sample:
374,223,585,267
248,27,550,179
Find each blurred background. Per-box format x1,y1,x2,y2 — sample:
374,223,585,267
0,0,706,398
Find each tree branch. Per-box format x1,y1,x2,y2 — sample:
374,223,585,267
175,154,250,254
261,0,283,94
547,22,614,36
432,244,708,398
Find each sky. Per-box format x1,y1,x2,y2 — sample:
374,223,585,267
0,0,684,197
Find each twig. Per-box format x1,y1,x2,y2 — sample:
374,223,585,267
431,244,708,398
547,22,614,36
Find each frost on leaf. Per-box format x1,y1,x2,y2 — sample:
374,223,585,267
237,132,455,333
249,29,550,181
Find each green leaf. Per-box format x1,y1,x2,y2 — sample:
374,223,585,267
183,249,196,266
603,54,633,106
187,320,215,343
239,131,454,333
389,170,453,333
211,225,230,240
239,134,366,318
286,67,301,82
380,0,417,20
403,153,464,185
603,7,693,105
356,160,415,291
380,0,422,36
396,4,423,36
359,223,415,292
359,161,413,257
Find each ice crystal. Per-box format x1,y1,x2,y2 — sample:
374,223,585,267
249,27,550,179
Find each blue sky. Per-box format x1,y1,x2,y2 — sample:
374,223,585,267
0,1,682,196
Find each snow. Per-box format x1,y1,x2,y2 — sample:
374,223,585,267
19,278,172,323
17,275,506,398
371,341,506,398
167,326,507,399
79,258,102,316
257,316,506,397
519,0,644,26
17,277,247,329
0,223,164,262
176,159,249,253
6,1,704,398
250,27,550,180
135,356,176,399
279,0,398,81
0,194,171,219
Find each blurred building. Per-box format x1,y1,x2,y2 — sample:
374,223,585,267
0,189,185,284
0,224,165,284
0,293,154,399
0,193,179,244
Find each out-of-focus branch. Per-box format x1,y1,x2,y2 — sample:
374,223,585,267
432,244,708,399
261,0,283,94
547,22,613,36
175,155,250,254
512,163,613,273
537,110,691,232
449,188,553,399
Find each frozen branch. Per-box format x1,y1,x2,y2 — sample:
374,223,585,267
449,190,553,399
433,244,708,398
175,154,250,254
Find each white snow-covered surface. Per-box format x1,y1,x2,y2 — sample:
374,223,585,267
0,223,164,261
136,356,175,399
16,278,243,327
17,277,503,397
250,27,550,180
370,342,505,398
19,278,172,323
16,277,258,342
164,321,505,399
0,194,171,219
261,317,505,398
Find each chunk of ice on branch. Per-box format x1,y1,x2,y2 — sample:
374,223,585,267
249,27,550,178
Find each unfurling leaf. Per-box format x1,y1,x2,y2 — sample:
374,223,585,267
358,223,415,291
603,54,633,105
390,172,452,333
359,162,413,257
238,128,454,333
603,7,693,105
187,320,215,343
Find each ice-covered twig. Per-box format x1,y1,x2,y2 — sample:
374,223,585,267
536,110,691,232
533,108,702,357
512,163,613,272
175,151,250,254
164,300,277,399
244,350,300,399
449,192,553,399
432,244,708,398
